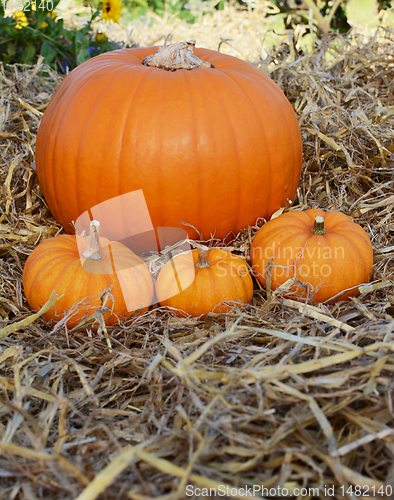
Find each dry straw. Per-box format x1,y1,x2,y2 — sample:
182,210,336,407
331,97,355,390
1,7,394,499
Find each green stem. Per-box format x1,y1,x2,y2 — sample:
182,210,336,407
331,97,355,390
302,0,330,34
325,0,343,26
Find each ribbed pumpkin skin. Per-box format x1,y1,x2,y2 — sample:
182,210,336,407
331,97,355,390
35,46,302,242
250,209,373,303
155,249,253,317
23,235,154,328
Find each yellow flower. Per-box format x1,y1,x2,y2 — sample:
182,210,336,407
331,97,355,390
96,32,107,43
13,11,28,29
101,0,121,23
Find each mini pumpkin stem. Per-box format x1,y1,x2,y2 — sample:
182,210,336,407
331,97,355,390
82,220,102,260
195,248,211,268
142,41,215,71
311,216,326,235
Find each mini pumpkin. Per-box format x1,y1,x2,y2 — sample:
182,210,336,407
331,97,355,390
35,40,302,246
23,221,154,328
155,248,253,317
250,209,373,303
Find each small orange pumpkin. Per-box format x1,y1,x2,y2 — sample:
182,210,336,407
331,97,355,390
155,248,253,317
23,221,154,328
250,209,373,303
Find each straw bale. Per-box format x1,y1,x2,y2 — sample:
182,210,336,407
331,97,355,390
0,7,394,500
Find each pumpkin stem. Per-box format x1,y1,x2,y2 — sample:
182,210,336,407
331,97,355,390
82,220,102,260
142,41,215,71
195,248,211,269
311,216,326,235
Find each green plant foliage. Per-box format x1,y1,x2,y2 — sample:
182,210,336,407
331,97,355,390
273,0,392,34
346,0,379,27
0,0,120,71
118,0,222,23
1,0,393,72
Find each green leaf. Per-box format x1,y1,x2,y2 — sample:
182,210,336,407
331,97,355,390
298,32,314,54
2,22,19,36
34,0,62,29
133,0,148,7
7,42,16,57
74,31,89,65
40,41,57,65
346,0,379,27
21,41,36,64
56,18,73,41
90,9,101,22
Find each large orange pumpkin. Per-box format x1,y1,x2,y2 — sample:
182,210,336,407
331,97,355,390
35,41,302,245
155,248,253,317
23,221,154,328
250,209,373,303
